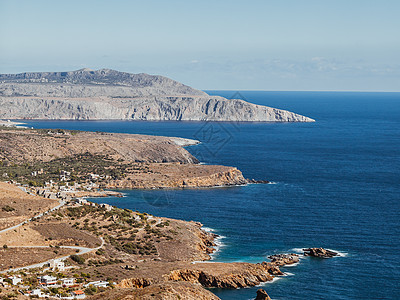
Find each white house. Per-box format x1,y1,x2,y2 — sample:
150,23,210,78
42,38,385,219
75,198,88,205
40,275,57,286
83,280,109,288
89,173,100,180
24,289,44,297
8,275,22,285
61,278,75,287
49,258,65,271
100,203,112,211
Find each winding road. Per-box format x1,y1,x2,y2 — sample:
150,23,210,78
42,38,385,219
0,199,65,234
0,199,105,274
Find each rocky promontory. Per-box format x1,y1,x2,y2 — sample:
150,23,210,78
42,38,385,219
0,68,315,122
0,127,250,190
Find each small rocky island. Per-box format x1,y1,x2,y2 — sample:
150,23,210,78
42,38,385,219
0,68,315,122
303,248,338,258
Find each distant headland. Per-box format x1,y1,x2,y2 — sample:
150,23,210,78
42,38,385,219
0,68,314,122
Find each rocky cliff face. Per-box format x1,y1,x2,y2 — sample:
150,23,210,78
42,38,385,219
106,166,247,189
167,261,281,289
0,69,315,122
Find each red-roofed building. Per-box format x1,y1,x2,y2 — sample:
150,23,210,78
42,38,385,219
72,290,86,299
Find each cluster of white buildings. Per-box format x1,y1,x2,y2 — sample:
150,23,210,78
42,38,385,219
0,270,110,298
3,275,88,299
23,287,86,299
0,274,86,298
0,257,113,299
74,198,112,211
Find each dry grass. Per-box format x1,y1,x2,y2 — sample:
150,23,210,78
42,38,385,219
0,181,58,230
32,222,102,248
0,247,75,271
0,129,196,163
88,282,220,300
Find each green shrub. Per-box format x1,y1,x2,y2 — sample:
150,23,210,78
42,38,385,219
1,205,15,212
70,254,85,265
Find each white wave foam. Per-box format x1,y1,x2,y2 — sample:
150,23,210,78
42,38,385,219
268,181,277,184
282,261,300,267
257,277,282,286
291,248,304,253
202,227,215,232
291,247,348,257
210,236,226,260
283,272,295,276
201,226,226,260
326,249,348,257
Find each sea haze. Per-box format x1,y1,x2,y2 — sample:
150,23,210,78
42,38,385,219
23,91,400,300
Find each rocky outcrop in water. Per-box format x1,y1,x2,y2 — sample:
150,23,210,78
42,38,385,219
255,289,272,300
303,248,338,258
0,69,315,122
268,253,299,266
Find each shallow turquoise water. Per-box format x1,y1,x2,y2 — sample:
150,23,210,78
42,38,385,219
23,91,400,299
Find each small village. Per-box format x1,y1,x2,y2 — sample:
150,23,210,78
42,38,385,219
1,264,111,299
4,168,121,202
0,193,115,299
0,168,117,299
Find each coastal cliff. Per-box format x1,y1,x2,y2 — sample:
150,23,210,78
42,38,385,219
106,165,247,189
0,69,314,122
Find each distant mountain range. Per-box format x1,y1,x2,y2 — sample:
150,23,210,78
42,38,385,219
0,69,314,122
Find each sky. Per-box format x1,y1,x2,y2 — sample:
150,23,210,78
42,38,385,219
1,0,399,91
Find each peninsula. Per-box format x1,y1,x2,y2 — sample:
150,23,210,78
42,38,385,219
0,127,248,195
0,69,314,122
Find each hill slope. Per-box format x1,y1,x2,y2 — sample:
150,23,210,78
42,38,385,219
0,69,314,122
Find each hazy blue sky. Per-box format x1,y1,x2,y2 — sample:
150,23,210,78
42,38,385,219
1,0,399,91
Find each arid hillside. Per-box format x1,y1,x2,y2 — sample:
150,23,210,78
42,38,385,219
0,128,197,164
0,181,57,230
0,127,248,189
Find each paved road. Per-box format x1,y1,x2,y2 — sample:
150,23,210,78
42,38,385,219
0,199,65,234
0,237,104,273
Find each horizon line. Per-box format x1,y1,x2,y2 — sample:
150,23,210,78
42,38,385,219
203,89,400,93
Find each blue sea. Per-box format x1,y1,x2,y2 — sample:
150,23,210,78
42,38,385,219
22,91,400,299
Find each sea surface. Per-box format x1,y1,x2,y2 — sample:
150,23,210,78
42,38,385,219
23,91,400,299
